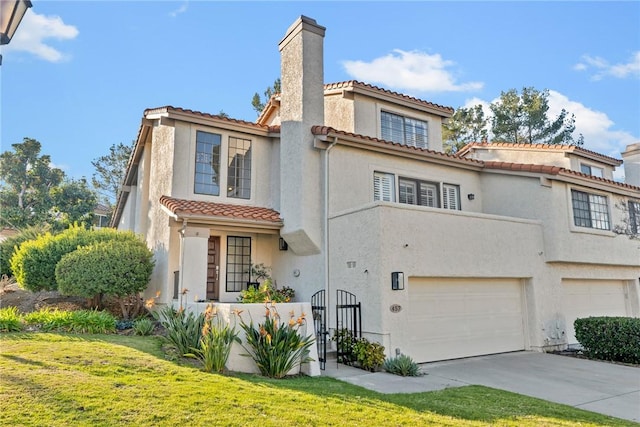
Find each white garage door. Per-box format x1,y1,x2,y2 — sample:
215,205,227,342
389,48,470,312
407,278,525,363
562,279,629,346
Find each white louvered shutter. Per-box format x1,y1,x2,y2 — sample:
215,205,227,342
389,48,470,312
374,172,394,202
443,184,460,210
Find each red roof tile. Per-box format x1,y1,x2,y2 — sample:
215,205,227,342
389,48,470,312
324,81,454,115
311,125,483,166
159,196,282,224
458,142,622,165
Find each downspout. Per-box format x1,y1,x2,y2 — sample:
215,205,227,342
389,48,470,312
324,137,338,327
178,219,188,308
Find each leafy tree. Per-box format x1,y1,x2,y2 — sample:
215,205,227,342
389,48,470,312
490,87,583,145
442,105,489,153
0,138,64,229
50,178,97,231
251,78,281,115
56,238,154,319
91,142,133,211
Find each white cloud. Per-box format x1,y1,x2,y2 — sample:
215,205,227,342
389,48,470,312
574,52,640,81
1,10,78,62
169,1,189,17
343,49,483,93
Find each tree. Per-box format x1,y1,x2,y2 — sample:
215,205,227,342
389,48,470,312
0,138,65,229
442,105,489,153
50,178,97,231
251,78,281,115
91,142,133,211
490,87,583,145
56,238,154,319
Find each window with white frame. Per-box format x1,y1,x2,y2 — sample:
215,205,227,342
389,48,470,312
226,236,251,292
580,164,604,178
374,172,395,202
227,137,252,199
629,200,640,234
442,184,461,210
571,189,610,230
399,178,438,207
194,131,221,195
381,111,428,149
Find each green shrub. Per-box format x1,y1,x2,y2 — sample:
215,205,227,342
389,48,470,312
55,238,154,319
0,307,23,332
0,225,47,277
11,225,145,293
133,317,155,336
186,304,240,373
238,279,295,303
574,316,640,364
353,338,386,372
383,354,422,376
332,328,357,364
239,304,314,378
23,308,116,333
155,306,205,356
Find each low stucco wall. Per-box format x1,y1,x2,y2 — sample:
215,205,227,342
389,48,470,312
171,301,321,376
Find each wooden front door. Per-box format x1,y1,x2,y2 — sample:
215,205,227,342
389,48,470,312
206,236,220,300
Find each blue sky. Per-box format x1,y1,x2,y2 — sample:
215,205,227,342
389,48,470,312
1,1,639,181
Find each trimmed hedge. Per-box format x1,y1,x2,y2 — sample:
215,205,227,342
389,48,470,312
574,316,640,364
10,225,144,292
0,225,47,277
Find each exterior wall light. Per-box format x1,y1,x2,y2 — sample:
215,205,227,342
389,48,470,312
467,193,475,200
391,272,404,290
278,237,288,251
0,0,32,65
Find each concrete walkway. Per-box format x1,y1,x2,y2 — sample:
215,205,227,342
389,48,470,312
321,351,640,423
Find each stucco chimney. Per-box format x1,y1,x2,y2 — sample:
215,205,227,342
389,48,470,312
622,142,640,187
278,16,326,255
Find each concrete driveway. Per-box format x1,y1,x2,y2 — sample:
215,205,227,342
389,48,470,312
322,351,640,422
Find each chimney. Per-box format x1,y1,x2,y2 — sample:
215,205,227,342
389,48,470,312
277,16,326,255
622,142,640,187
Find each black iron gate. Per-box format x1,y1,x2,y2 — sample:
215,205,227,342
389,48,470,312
311,290,328,370
335,289,361,365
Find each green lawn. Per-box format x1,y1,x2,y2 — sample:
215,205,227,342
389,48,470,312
0,333,634,426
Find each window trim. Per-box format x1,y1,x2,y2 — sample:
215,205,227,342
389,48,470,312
380,110,429,149
570,188,611,231
579,163,604,178
225,236,251,292
194,130,222,196
398,177,439,207
227,136,252,199
442,183,461,211
373,171,395,202
629,200,640,235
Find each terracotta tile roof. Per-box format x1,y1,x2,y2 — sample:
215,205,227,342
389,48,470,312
324,80,454,115
144,106,270,130
458,142,622,165
483,161,640,191
311,125,483,166
159,196,283,224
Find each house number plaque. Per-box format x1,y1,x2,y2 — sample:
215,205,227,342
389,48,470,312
390,304,402,313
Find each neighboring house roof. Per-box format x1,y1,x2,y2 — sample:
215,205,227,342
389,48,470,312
458,142,623,166
159,196,283,227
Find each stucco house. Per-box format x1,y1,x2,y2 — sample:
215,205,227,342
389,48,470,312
113,16,640,364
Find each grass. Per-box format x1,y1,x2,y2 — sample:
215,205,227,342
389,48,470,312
0,333,635,427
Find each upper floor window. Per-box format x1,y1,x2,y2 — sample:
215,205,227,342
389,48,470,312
227,137,252,199
399,178,438,207
571,189,610,230
93,214,110,228
195,131,221,195
373,172,395,202
629,201,640,235
580,164,604,178
381,111,428,149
